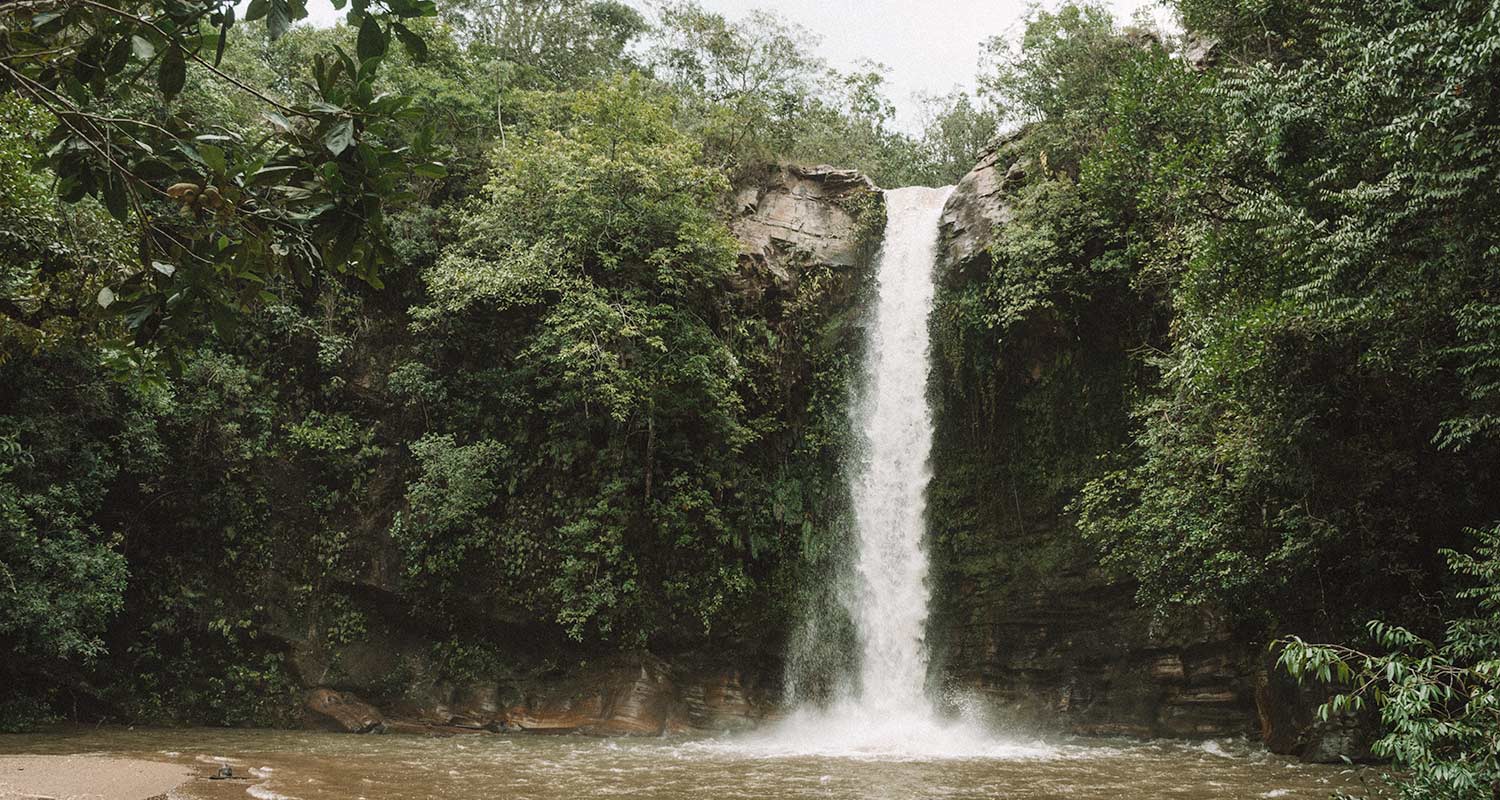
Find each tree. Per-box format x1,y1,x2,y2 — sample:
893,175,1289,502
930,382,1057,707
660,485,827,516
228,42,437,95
441,0,645,90
912,90,1000,185
0,0,443,346
1280,525,1500,800
650,1,823,167
979,2,1140,162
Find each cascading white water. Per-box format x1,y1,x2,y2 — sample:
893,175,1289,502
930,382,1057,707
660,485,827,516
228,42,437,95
844,185,952,712
741,186,1052,759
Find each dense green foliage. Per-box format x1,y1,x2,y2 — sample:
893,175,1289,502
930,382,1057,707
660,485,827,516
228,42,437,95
0,0,964,728
7,2,1497,790
934,0,1500,625
0,0,445,345
929,0,1500,793
1281,525,1500,799
396,74,861,642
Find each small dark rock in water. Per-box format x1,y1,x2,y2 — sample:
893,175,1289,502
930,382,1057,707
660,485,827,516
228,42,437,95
211,764,233,780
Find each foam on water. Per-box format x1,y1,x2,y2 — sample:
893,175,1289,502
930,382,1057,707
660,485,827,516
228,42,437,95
247,783,297,800
727,704,1058,760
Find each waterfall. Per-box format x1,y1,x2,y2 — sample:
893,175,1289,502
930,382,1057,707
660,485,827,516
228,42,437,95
748,185,1041,758
844,185,952,712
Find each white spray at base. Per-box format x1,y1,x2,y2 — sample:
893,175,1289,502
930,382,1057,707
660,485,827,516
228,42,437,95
741,187,1054,760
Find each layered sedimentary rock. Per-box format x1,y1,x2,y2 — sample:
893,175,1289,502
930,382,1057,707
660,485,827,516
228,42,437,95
301,654,776,737
732,163,879,277
304,687,386,734
503,654,775,736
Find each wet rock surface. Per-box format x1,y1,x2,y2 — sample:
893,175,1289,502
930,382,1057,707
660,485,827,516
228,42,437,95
303,688,386,734
500,654,776,736
1256,663,1378,762
933,562,1259,740
305,653,776,738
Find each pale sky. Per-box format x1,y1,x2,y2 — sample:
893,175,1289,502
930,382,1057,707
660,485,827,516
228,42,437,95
683,0,1176,129
290,0,1176,130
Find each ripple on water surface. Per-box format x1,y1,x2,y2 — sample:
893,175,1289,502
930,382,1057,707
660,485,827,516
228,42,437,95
0,726,1382,800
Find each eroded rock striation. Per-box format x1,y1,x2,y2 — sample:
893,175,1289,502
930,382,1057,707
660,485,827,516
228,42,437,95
731,163,881,290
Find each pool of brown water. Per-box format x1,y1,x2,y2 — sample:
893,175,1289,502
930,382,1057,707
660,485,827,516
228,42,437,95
0,726,1384,799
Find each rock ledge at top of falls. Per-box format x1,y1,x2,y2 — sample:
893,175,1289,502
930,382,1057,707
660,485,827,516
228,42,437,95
731,163,880,285
939,131,1027,272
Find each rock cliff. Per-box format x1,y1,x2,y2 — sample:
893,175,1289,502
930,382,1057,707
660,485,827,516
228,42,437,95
289,152,1365,762
927,137,1371,761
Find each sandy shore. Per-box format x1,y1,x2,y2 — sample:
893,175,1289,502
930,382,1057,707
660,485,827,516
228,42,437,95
0,755,194,800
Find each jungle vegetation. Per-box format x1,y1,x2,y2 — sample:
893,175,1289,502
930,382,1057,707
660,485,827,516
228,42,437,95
2,0,1498,796
927,2,1499,797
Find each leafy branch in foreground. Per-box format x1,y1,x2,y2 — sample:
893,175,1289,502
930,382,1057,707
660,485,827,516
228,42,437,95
1279,525,1500,800
0,0,444,345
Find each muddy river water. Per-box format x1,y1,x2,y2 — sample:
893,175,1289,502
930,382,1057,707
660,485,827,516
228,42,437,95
0,726,1384,799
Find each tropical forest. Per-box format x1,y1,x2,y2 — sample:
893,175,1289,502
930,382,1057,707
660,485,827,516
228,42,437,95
0,0,1497,798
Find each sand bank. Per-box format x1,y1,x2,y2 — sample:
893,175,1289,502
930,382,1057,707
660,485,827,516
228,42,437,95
0,755,193,800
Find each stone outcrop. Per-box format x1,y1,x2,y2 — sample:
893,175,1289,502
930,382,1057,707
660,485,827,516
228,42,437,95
301,653,776,737
933,563,1259,740
502,653,775,736
505,653,681,736
1256,663,1378,762
939,132,1025,269
731,163,880,288
1183,33,1221,72
303,688,385,733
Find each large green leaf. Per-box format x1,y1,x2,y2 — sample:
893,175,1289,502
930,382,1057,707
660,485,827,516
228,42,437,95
158,46,185,102
357,15,387,61
324,118,355,155
392,22,427,62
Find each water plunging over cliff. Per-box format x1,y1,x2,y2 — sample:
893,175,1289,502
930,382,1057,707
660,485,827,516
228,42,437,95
749,186,1039,757
845,185,952,712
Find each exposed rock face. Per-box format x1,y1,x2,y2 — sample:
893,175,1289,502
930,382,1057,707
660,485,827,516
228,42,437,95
934,567,1259,739
1256,664,1378,762
732,163,880,287
503,653,776,736
302,653,777,737
304,688,386,733
1183,33,1222,72
940,133,1024,269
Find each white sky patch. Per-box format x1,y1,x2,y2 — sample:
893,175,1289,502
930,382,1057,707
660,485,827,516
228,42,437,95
681,0,1177,130
249,0,1179,131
